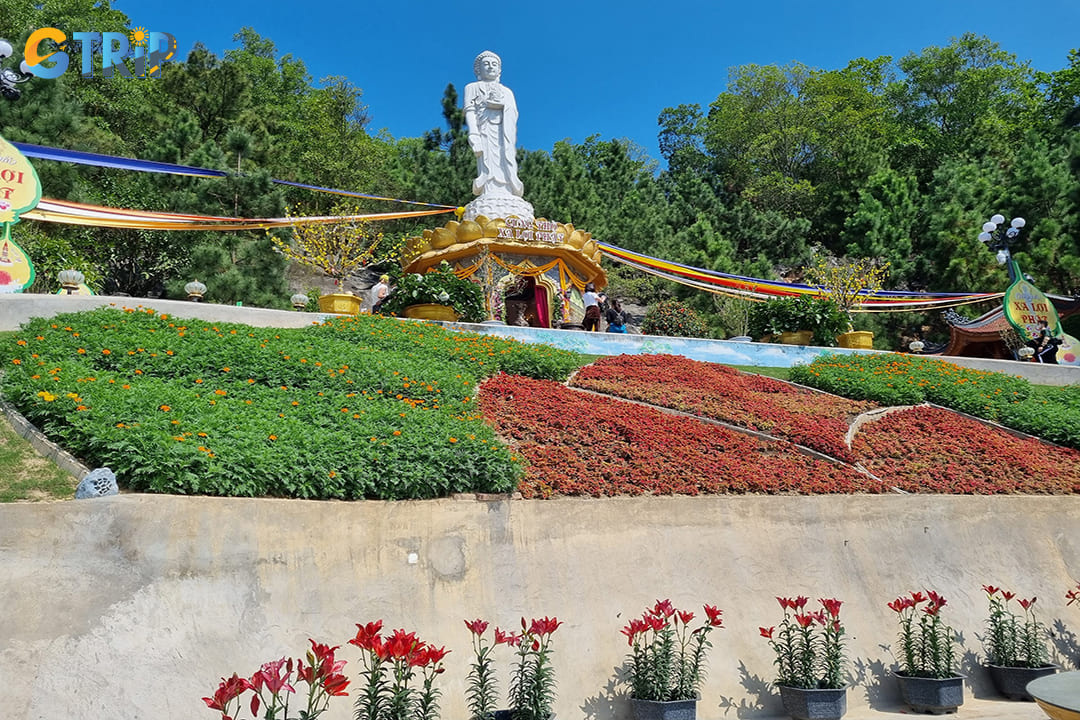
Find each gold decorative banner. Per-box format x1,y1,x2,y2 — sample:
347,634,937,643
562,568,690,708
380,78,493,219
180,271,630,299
0,135,42,293
1002,261,1061,340
0,134,43,220
0,223,35,293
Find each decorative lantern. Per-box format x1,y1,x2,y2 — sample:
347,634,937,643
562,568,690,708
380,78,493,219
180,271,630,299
57,269,85,294
291,292,309,310
185,279,207,302
1018,346,1035,360
908,340,925,354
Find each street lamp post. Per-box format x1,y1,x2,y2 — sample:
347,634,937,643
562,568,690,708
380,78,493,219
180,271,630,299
0,39,34,101
977,213,1025,280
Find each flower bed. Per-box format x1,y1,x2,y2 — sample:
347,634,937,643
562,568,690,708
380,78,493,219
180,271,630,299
570,354,875,463
479,373,880,498
851,406,1080,493
0,308,585,499
790,353,1080,450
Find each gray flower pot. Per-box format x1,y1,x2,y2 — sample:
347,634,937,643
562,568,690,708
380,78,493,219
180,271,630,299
893,672,965,714
778,685,847,720
986,663,1058,701
629,697,697,720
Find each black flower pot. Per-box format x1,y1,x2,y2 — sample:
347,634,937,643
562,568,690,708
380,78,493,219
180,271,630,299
778,685,847,720
985,663,1059,701
494,711,555,720
893,672,965,714
629,697,698,720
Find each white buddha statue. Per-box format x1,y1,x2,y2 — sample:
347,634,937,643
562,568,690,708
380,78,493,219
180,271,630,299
463,50,534,222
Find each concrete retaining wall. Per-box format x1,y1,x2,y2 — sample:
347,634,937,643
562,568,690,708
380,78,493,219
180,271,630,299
0,294,337,331
2,494,1076,719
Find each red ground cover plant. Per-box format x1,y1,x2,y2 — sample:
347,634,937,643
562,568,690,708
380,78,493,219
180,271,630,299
570,354,875,463
478,374,880,498
851,406,1080,493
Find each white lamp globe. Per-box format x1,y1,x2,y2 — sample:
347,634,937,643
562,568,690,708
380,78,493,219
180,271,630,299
1011,217,1026,229
990,214,1005,225
982,222,997,233
978,232,992,243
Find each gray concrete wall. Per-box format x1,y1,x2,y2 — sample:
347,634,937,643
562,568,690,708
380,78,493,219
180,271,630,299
2,494,1076,720
0,294,340,331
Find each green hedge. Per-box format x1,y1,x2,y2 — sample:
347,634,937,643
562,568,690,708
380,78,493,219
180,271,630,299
0,308,586,499
791,353,1080,449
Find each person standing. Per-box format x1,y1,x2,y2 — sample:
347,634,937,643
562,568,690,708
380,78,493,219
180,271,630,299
370,274,391,314
1035,319,1059,364
582,282,605,332
605,298,627,333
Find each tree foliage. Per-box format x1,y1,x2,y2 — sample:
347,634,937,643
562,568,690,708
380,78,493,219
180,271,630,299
0,3,1077,348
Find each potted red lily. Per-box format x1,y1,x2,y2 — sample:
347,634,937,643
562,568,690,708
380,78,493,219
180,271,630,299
349,620,450,720
981,585,1057,700
464,615,562,720
202,639,350,720
887,590,964,713
620,599,724,720
760,596,847,720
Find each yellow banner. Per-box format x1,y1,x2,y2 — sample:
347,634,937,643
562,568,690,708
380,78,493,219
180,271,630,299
0,134,43,221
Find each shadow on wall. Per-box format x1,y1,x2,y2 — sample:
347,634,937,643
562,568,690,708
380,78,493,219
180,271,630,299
718,661,776,718
959,641,993,698
852,654,897,711
580,671,621,720
1051,618,1080,670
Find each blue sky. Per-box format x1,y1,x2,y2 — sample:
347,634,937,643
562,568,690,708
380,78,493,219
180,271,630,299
120,0,1079,163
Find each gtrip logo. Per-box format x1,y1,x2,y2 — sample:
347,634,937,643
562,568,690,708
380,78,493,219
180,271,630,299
24,27,177,79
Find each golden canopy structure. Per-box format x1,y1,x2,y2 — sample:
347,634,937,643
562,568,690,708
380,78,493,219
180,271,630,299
401,214,606,328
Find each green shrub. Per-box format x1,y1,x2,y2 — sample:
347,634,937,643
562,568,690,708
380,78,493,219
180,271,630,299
749,296,848,346
791,352,1080,450
379,261,487,322
0,308,588,499
641,300,708,338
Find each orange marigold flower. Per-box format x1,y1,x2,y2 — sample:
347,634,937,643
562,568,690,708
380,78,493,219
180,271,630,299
160,405,171,412
77,348,86,354
16,339,27,346
268,434,277,441
393,430,402,436
214,389,227,396
11,358,20,365
221,367,230,372
449,437,458,443
101,349,111,355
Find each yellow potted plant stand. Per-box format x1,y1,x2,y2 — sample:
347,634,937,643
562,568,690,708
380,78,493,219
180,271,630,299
837,331,873,349
318,293,361,315
404,304,459,322
779,330,814,345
